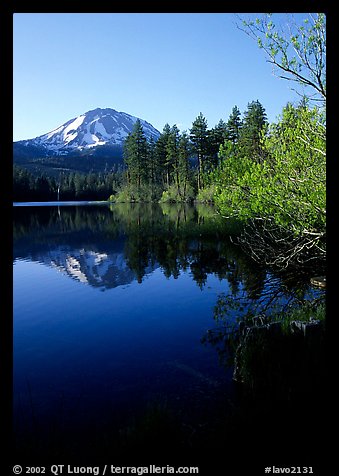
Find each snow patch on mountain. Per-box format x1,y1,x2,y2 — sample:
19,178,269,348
18,107,160,154
63,115,86,137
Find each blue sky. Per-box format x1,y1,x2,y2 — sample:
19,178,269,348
14,13,305,141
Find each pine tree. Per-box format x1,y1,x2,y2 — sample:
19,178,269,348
177,131,191,198
123,119,148,190
190,113,209,189
155,123,171,188
34,175,51,200
208,119,228,165
238,100,267,162
165,124,180,188
147,136,158,200
225,106,242,144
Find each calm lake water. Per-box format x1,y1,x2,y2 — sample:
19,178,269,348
13,202,322,462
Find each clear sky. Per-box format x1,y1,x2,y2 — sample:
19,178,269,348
13,12,305,142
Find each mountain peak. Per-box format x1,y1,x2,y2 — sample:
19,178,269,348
16,107,160,154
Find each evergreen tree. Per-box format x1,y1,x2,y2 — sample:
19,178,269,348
205,119,226,164
213,119,228,144
34,176,51,200
177,131,191,198
225,106,242,144
74,173,86,199
65,173,76,199
155,123,171,187
13,165,122,202
208,119,228,164
147,136,158,200
238,100,267,162
13,166,34,201
123,119,148,190
190,113,209,189
165,124,180,188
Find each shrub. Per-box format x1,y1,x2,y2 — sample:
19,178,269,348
196,185,215,203
159,184,195,203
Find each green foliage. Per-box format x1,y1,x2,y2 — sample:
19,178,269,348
196,185,216,203
190,112,209,189
159,183,195,203
207,119,228,163
237,100,268,162
214,103,325,237
155,123,171,187
279,300,325,333
114,183,162,203
124,119,149,189
225,105,242,144
262,103,326,232
164,124,180,187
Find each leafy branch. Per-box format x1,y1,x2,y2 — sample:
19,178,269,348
236,13,326,104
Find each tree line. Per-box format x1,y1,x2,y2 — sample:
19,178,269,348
13,165,123,202
119,99,267,202
13,99,268,204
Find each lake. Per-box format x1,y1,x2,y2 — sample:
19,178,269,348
13,202,324,465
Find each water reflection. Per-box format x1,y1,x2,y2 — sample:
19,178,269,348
13,203,323,461
14,203,267,293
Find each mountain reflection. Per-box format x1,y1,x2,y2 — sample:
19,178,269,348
13,203,266,292
44,247,141,288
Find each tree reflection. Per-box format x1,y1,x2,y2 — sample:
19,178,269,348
201,264,325,378
13,203,298,300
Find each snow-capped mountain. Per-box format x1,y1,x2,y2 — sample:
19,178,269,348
15,107,160,155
